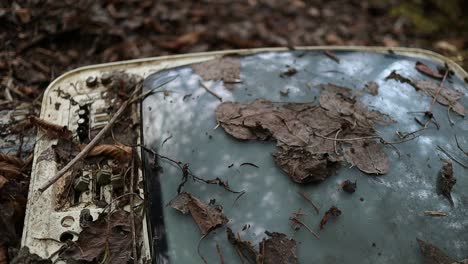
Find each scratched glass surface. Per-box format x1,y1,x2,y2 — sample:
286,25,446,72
142,50,467,264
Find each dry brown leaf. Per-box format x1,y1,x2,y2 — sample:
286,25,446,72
159,32,201,50
169,192,228,234
259,231,297,264
29,116,72,140
437,160,456,206
415,61,443,79
414,80,465,116
365,81,379,96
83,144,132,161
273,146,335,183
0,176,8,190
319,206,341,230
216,85,392,184
60,210,140,264
10,247,52,264
0,153,26,168
344,140,389,175
417,238,456,264
226,227,258,264
0,243,7,264
0,162,22,178
192,56,240,84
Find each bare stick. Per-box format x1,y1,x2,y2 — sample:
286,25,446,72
38,83,142,193
297,191,319,214
290,216,320,240
199,80,223,102
447,106,455,126
436,145,467,169
455,135,467,156
428,69,449,113
333,129,342,155
216,243,225,264
424,211,447,217
314,132,379,142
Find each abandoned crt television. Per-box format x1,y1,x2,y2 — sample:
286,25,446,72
22,47,468,264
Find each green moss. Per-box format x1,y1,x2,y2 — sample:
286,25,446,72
390,0,467,34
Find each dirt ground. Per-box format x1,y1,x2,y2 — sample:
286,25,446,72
0,0,467,263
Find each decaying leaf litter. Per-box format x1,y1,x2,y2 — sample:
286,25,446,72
216,83,394,183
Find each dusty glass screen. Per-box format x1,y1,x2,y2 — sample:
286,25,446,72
142,50,467,264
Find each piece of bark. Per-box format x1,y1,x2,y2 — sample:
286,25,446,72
259,231,297,264
437,160,456,206
344,140,389,175
416,238,456,264
169,192,228,234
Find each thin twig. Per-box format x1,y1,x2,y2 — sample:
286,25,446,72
455,135,467,156
428,69,449,113
333,129,342,155
314,132,379,142
199,80,223,102
436,145,467,169
447,106,455,126
290,216,320,240
216,243,225,264
197,233,210,264
297,191,319,214
141,145,243,194
38,83,142,193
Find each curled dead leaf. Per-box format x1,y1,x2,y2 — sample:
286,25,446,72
0,176,8,189
437,160,456,206
0,153,26,168
415,61,443,79
0,162,23,178
169,192,228,234
83,144,132,161
319,206,341,230
29,116,72,140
